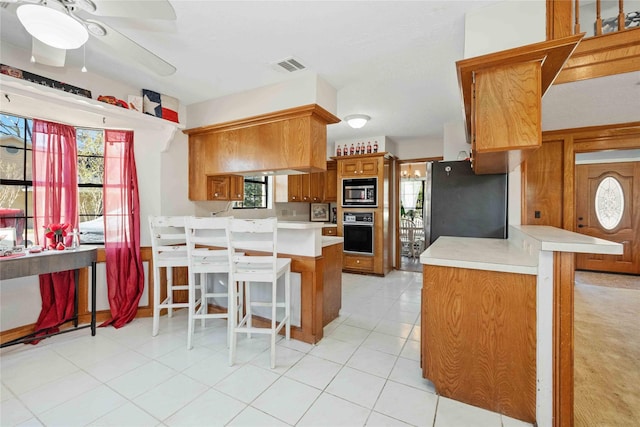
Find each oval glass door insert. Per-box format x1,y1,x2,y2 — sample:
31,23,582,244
595,176,624,230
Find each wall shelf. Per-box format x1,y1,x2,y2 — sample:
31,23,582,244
0,74,184,151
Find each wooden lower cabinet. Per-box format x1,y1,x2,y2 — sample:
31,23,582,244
421,264,537,424
343,254,374,273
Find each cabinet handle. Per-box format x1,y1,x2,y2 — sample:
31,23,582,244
356,259,360,264
214,192,219,197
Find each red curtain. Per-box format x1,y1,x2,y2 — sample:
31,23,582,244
100,130,144,328
32,119,79,334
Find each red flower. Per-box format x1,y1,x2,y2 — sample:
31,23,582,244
44,223,70,239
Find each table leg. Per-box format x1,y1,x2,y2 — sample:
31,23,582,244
91,261,97,336
74,269,79,327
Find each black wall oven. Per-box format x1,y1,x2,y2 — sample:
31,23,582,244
342,177,377,208
343,212,374,255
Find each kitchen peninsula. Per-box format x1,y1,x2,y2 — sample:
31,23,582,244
419,225,622,426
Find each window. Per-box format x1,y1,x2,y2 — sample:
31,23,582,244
234,175,268,209
0,113,105,245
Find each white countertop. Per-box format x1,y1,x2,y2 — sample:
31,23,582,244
420,225,623,275
322,236,343,247
420,236,539,275
513,225,623,254
277,221,327,230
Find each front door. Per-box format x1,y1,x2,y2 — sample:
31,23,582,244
575,161,640,274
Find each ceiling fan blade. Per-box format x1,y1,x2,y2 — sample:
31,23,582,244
86,19,176,76
31,37,66,66
89,0,176,20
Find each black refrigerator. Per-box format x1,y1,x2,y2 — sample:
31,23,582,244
424,160,508,246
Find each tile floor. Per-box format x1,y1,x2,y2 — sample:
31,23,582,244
1,271,533,427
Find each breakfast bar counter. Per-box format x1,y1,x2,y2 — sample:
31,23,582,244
419,225,622,426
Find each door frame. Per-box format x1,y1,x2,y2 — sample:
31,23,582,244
395,157,441,270
539,121,640,426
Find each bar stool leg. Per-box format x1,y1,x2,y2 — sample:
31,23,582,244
246,281,252,339
166,266,174,318
285,265,291,340
152,262,161,336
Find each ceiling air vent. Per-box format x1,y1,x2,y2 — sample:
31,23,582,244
271,56,306,73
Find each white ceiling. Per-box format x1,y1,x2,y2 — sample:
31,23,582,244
1,0,639,150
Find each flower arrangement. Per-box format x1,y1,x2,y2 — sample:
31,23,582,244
44,223,70,250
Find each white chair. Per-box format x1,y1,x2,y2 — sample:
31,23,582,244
228,217,291,369
400,218,415,258
149,216,190,337
184,216,242,350
412,216,425,257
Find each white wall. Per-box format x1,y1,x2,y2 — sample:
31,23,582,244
443,121,469,161
464,0,546,58
186,73,336,129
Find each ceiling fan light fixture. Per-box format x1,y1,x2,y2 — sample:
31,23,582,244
17,4,89,50
344,114,371,129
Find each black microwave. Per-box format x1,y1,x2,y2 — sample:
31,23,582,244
342,177,377,207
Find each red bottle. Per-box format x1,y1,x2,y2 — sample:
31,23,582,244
350,143,355,155
366,141,372,154
336,145,342,156
373,140,379,153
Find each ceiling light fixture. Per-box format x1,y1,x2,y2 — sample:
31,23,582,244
17,4,89,50
344,114,370,129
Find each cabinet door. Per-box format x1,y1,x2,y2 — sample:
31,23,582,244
339,158,379,177
309,172,324,202
324,162,337,202
340,160,361,176
229,175,245,201
207,176,230,200
359,158,379,176
472,61,541,174
301,174,312,202
288,175,303,202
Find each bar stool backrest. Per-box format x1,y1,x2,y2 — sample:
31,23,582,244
228,218,278,280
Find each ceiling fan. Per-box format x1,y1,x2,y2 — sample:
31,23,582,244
1,0,176,76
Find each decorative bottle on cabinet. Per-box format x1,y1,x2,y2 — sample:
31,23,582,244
350,143,355,155
336,145,342,156
366,141,372,154
373,140,378,153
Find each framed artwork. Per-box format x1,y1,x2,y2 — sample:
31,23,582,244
310,203,330,222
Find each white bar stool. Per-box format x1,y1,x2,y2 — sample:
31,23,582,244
148,216,190,337
228,217,291,369
184,216,243,350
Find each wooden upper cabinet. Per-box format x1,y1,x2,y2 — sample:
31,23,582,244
288,172,325,202
339,156,380,177
184,104,339,177
309,172,324,202
324,161,337,202
287,174,305,202
206,175,244,201
456,34,583,174
229,175,244,201
208,175,230,200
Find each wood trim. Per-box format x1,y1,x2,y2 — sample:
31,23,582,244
183,104,340,135
547,0,574,40
555,29,640,84
553,251,575,427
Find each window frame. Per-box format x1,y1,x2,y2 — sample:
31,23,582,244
0,113,106,245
